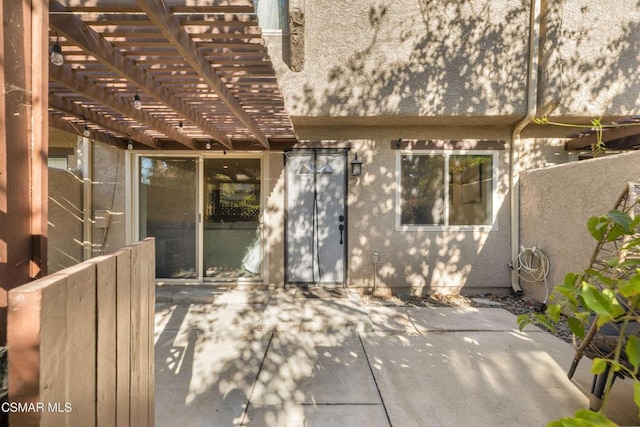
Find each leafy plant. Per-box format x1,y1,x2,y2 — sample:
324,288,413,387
518,201,640,426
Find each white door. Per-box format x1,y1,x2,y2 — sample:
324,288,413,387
286,150,347,285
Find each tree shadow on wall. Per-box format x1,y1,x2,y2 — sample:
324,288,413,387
344,137,515,293
540,0,640,118
292,1,531,118
291,0,640,121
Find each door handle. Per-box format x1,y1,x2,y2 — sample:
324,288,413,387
339,224,344,245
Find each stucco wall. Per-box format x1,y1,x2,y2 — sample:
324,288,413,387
267,0,530,124
265,152,286,286
48,168,83,273
352,145,510,294
519,137,569,170
266,0,640,124
287,125,514,294
519,150,640,302
48,135,129,271
92,143,127,256
539,0,640,120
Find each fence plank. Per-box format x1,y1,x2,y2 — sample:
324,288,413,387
39,275,69,427
64,262,97,426
115,249,131,427
129,242,147,427
142,238,156,426
95,255,117,427
8,274,66,427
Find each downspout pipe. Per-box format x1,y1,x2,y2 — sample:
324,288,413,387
510,0,541,293
82,135,93,261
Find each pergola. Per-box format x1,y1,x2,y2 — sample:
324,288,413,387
564,122,640,151
48,0,296,150
0,0,297,341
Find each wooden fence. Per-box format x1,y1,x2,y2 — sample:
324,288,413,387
7,238,155,426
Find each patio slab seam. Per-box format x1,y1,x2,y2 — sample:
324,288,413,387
358,333,393,427
240,331,276,426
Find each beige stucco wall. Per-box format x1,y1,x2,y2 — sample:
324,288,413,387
265,152,286,286
351,144,511,294
286,125,514,293
518,137,569,170
267,0,640,124
519,150,640,302
48,129,84,273
92,142,127,256
266,0,530,125
539,0,640,121
48,168,84,273
259,0,640,293
48,137,129,270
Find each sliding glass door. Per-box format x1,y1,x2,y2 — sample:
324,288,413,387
136,154,262,282
139,156,198,279
203,158,262,280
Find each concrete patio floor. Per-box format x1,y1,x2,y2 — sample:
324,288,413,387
154,287,640,426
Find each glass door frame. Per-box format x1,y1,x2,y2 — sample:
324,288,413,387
128,150,265,284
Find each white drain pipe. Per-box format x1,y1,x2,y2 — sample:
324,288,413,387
82,135,93,261
510,0,542,293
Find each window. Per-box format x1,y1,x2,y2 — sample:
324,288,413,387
397,151,496,229
255,0,289,33
47,156,69,170
47,147,75,171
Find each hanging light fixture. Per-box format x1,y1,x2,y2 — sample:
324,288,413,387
127,141,134,150
50,35,64,66
350,152,363,176
205,139,212,150
83,116,90,138
133,90,142,110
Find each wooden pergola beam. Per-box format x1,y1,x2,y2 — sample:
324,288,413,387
49,115,127,148
136,0,270,149
56,0,255,14
49,94,158,148
72,13,259,27
565,125,640,151
49,0,233,150
50,63,191,148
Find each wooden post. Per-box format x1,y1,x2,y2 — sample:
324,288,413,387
0,0,49,343
29,0,49,279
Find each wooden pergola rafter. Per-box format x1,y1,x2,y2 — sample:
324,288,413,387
137,0,269,149
565,124,640,151
50,62,189,147
47,0,296,150
49,93,158,148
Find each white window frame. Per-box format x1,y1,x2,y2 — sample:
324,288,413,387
255,0,289,35
395,150,498,232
